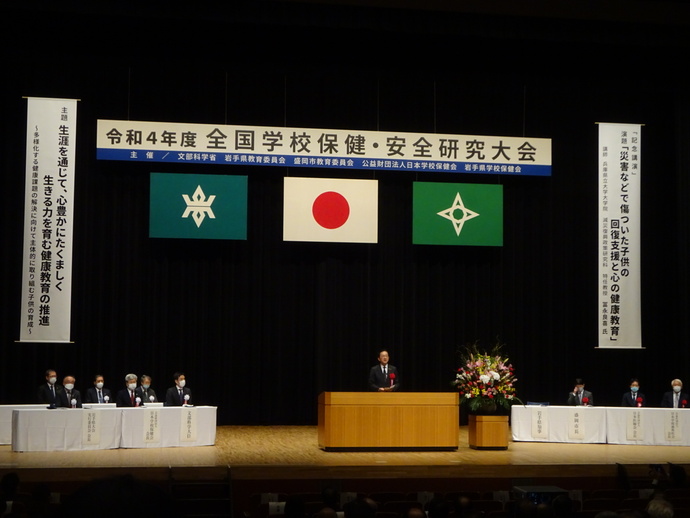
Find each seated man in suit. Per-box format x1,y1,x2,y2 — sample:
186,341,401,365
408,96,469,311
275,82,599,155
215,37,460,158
136,374,158,403
116,373,142,407
368,350,400,392
661,378,689,408
37,369,64,407
567,378,593,406
622,378,646,407
165,372,192,406
84,374,113,404
60,376,83,408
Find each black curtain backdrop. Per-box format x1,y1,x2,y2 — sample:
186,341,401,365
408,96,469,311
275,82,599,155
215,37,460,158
2,3,690,425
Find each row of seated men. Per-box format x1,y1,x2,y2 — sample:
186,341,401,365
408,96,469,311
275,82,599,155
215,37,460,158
36,370,192,408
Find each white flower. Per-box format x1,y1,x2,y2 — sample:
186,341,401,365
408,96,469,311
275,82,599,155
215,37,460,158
465,393,472,398
490,371,500,381
479,374,491,384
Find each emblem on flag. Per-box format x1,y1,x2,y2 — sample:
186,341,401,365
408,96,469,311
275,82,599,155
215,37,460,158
149,172,248,240
412,182,503,246
283,177,378,243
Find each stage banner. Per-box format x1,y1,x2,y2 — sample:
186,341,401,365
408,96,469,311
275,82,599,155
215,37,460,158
412,182,503,246
626,409,644,441
180,407,198,442
19,97,78,343
150,173,248,240
567,409,585,440
143,408,161,443
598,123,642,349
664,411,682,442
283,177,378,243
97,119,552,177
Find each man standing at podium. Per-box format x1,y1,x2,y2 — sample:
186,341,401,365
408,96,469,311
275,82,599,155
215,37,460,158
368,350,400,392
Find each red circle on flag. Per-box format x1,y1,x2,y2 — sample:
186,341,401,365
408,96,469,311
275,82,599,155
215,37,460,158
312,191,350,229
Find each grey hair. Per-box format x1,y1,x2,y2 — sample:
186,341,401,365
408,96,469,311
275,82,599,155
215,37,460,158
672,378,683,386
124,373,138,382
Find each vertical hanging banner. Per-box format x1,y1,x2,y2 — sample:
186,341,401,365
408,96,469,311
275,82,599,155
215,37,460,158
598,123,642,349
19,97,78,343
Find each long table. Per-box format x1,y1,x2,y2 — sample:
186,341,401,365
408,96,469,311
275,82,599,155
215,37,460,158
511,405,690,446
11,405,217,452
0,405,50,444
318,392,459,450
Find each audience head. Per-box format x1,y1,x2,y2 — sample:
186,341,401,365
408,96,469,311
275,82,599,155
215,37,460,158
646,496,674,518
344,497,377,518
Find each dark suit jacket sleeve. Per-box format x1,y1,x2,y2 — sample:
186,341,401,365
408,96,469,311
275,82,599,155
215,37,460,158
661,392,673,408
149,388,158,402
567,393,578,406
390,366,400,391
165,387,178,406
116,389,133,407
84,388,96,404
368,366,381,391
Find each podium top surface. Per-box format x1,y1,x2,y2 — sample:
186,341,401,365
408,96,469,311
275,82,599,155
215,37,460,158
318,392,459,406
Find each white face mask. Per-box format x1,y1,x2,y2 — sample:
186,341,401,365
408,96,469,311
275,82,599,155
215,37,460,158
64,383,74,391
128,383,137,391
178,380,186,388
96,382,104,389
673,385,682,393
49,377,57,385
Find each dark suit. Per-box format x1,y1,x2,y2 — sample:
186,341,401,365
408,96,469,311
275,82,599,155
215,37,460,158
37,383,64,407
567,390,594,406
622,391,646,407
368,364,400,391
136,386,158,403
661,391,690,408
60,389,83,408
116,388,142,407
84,387,113,404
165,386,192,406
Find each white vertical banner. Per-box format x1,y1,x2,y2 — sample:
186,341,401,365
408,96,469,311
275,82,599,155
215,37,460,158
143,408,161,443
664,411,682,442
531,408,549,439
180,407,198,442
82,410,101,445
567,409,585,440
626,410,644,441
19,97,78,343
598,123,642,348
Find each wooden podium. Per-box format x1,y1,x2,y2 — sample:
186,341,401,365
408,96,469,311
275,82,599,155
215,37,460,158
317,392,459,451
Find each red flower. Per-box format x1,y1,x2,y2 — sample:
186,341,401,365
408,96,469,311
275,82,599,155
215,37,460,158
683,400,687,408
582,397,589,404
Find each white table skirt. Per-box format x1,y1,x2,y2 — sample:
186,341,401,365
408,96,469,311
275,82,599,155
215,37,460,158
12,407,122,451
512,405,690,446
606,407,690,446
511,405,607,443
10,405,217,451
119,406,217,448
0,405,49,444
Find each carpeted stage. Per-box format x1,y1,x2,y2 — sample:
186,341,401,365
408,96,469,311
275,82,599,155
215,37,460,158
2,426,689,514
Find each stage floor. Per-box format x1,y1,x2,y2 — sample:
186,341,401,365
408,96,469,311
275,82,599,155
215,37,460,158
2,425,690,482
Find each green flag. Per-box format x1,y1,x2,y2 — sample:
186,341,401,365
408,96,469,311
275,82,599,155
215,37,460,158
150,173,248,240
413,182,503,246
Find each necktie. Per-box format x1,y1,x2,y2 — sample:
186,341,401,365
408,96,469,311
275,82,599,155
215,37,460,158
675,393,679,408
50,385,55,402
130,391,135,405
98,390,103,403
579,393,583,404
179,389,184,404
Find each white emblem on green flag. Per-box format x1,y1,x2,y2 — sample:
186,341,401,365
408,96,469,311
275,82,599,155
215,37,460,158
413,182,503,246
150,173,247,240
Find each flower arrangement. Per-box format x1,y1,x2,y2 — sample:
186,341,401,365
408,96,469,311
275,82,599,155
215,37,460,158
453,342,521,413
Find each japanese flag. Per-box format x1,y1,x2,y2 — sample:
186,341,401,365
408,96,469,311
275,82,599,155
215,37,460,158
283,177,378,243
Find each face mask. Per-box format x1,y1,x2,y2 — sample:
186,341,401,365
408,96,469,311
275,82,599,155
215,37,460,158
64,384,74,391
128,383,137,390
178,380,186,388
49,377,57,385
674,385,682,393
96,382,104,389
142,384,150,389
631,386,639,393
